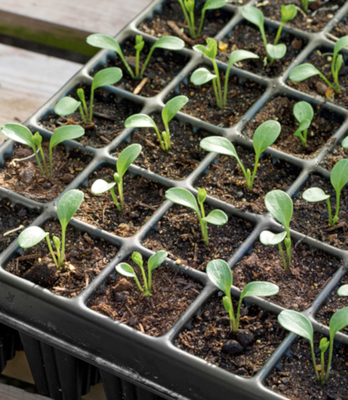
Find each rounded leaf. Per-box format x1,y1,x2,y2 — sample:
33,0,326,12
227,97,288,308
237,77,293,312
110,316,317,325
330,306,348,337
337,285,348,297
116,263,136,278
193,38,217,60
202,0,226,11
302,187,329,203
228,50,259,68
241,6,264,29
264,190,293,228
92,67,123,90
333,36,348,62
331,159,348,195
124,114,157,129
253,120,281,155
206,259,232,296
0,123,34,148
200,136,238,158
278,310,313,345
342,137,348,149
266,43,287,60
280,4,297,23
50,125,85,150
294,119,311,135
86,34,123,56
240,281,279,302
54,97,81,117
293,101,314,123
190,68,216,86
18,226,49,249
165,188,200,215
132,251,143,267
151,36,184,51
91,179,116,195
57,189,84,230
202,209,228,226
148,250,168,272
116,143,142,179
259,230,287,246
289,64,321,82
162,96,188,126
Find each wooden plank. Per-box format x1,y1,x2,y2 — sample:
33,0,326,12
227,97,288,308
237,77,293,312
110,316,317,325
0,383,51,400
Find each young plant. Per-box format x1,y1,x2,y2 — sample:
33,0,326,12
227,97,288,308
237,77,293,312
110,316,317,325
55,67,123,123
293,101,314,148
200,120,281,188
289,36,348,94
302,159,348,227
176,0,226,39
124,96,188,152
190,38,259,109
241,5,297,64
341,136,348,149
86,34,184,79
164,187,228,245
278,307,348,385
259,190,293,271
0,123,85,176
91,144,142,211
300,0,317,13
116,250,168,297
17,189,84,270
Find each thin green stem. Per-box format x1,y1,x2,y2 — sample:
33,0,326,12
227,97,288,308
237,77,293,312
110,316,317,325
326,198,333,226
325,338,334,382
119,53,135,79
177,0,192,38
278,242,288,271
49,147,53,176
310,342,321,383
60,227,66,270
250,153,260,188
89,88,95,121
284,229,292,268
110,186,122,211
140,46,155,78
78,105,88,125
138,264,149,296
45,236,59,269
318,72,338,93
189,10,196,38
273,23,284,46
33,147,45,175
153,126,166,151
236,158,249,186
212,61,223,109
148,269,153,294
301,0,308,12
320,346,326,384
212,78,221,109
39,145,48,175
235,297,244,334
118,180,124,211
133,274,145,295
332,190,341,225
196,9,206,37
199,200,209,245
225,293,236,333
135,49,141,79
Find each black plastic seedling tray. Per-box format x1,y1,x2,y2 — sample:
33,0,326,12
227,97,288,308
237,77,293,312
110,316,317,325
1,0,348,399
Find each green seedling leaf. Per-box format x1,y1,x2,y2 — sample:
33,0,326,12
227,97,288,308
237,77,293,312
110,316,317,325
200,136,238,158
259,230,287,246
57,189,84,231
91,179,116,195
338,285,348,296
151,36,185,51
54,97,81,117
240,281,279,302
132,252,143,268
86,34,123,55
18,226,49,249
148,250,168,272
32,132,42,147
294,119,311,137
116,143,142,179
289,63,321,82
329,306,348,337
202,209,228,225
281,4,297,23
206,259,232,295
134,35,145,52
330,159,348,195
162,96,188,127
0,123,35,149
266,43,287,60
253,120,281,155
241,6,264,30
293,101,314,123
193,38,217,60
165,188,200,215
116,263,137,278
190,68,217,85
228,49,259,67
278,310,313,344
333,36,348,63
184,0,194,13
197,187,207,205
202,0,226,11
302,187,330,203
50,125,85,149
92,67,123,91
124,114,157,129
342,137,348,149
264,190,293,228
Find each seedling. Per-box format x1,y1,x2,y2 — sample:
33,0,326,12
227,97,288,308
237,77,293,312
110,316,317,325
278,307,348,385
91,144,142,211
241,5,297,64
300,0,317,13
0,123,85,176
342,137,348,149
190,38,259,109
302,159,348,227
259,190,293,271
200,120,281,188
164,187,228,245
176,0,226,39
124,96,188,152
206,259,279,333
116,251,168,297
293,101,314,148
55,67,123,123
17,190,84,270
289,36,348,94
86,34,184,79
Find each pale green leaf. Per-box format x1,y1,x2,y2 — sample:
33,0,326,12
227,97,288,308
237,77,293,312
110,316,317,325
259,230,287,246
151,36,184,51
228,50,259,69
91,179,116,194
0,123,34,149
338,285,348,297
49,125,85,150
86,34,123,56
190,68,216,85
148,250,168,272
57,189,84,231
18,226,49,249
92,67,123,91
266,43,287,60
124,114,157,129
116,143,142,179
293,101,314,123
330,306,348,337
253,120,281,156
331,159,348,195
289,64,321,82
302,187,330,203
280,4,297,23
162,96,188,126
264,190,293,228
54,97,81,117
200,136,238,158
202,0,226,11
202,209,228,225
278,310,314,345
240,281,279,302
116,263,137,278
241,6,264,30
206,259,232,296
165,188,200,215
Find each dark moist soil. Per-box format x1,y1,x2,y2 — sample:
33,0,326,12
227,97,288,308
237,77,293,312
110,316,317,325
287,49,348,108
76,169,165,237
195,146,299,214
293,174,348,249
266,333,348,399
176,296,284,377
113,118,209,180
143,206,253,271
0,200,40,253
331,13,348,38
5,221,117,298
92,40,189,98
171,72,265,127
257,0,345,33
0,143,92,202
40,88,141,148
218,23,305,78
88,257,202,336
322,141,348,171
243,96,342,158
233,242,340,311
139,0,233,48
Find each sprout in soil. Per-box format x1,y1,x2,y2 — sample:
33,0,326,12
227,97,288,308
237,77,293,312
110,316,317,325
17,189,84,270
86,34,184,79
116,250,168,297
200,120,281,188
259,190,293,271
293,101,314,148
241,5,297,65
301,0,317,13
55,67,123,123
0,123,85,176
342,136,348,149
289,36,348,94
206,259,279,333
124,96,188,152
91,144,142,212
278,307,348,385
190,38,259,109
165,187,228,245
302,159,348,227
177,0,226,39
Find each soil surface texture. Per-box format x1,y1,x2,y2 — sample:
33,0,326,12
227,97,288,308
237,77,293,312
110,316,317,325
6,221,118,298
89,257,202,336
331,12,348,38
322,140,348,170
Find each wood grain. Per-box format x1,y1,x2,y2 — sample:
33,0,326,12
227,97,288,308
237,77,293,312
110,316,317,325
0,383,50,400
